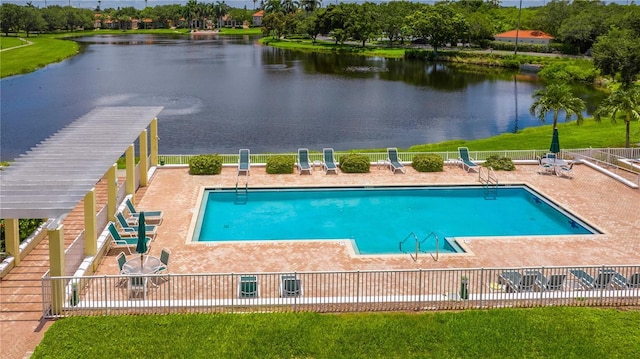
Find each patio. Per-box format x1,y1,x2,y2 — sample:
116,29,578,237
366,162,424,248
96,162,640,275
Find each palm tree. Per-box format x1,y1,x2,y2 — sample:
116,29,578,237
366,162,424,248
529,83,586,131
594,85,640,148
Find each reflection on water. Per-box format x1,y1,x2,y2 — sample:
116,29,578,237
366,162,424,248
0,34,604,161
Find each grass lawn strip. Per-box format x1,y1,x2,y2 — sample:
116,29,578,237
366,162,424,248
32,308,640,358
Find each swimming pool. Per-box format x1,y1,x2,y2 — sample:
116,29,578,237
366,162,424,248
191,185,599,255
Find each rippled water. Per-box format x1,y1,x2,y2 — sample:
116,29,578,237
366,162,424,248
0,34,603,161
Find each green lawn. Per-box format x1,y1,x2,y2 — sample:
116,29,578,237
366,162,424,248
32,308,640,358
407,119,640,152
0,36,28,49
0,34,79,78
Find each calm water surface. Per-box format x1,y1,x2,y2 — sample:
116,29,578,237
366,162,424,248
0,34,603,161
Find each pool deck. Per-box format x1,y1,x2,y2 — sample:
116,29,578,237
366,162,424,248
101,163,640,274
1,162,639,359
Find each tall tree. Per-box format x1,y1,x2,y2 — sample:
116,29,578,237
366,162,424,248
592,28,640,88
594,85,640,148
407,4,467,54
529,83,586,131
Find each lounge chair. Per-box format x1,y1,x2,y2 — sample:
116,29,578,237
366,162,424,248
322,148,338,174
500,271,538,292
115,212,158,238
238,148,250,176
124,198,164,225
458,147,479,172
569,269,612,290
537,156,554,175
387,148,405,174
280,275,303,297
525,271,566,291
602,269,640,290
107,222,151,255
297,148,312,175
238,275,259,298
627,273,640,289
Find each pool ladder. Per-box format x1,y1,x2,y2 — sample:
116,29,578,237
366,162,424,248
399,231,440,262
235,175,248,204
479,166,498,200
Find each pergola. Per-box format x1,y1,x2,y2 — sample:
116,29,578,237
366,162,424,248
0,106,163,308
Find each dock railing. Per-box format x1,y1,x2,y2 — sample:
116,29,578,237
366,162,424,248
43,264,640,318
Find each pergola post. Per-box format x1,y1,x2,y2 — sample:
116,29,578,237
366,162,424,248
48,224,65,315
125,144,135,204
84,188,97,258
150,117,158,167
4,218,20,265
139,129,149,187
107,164,117,222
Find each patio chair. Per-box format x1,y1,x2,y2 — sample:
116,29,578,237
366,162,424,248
124,198,164,225
537,156,554,175
238,148,250,176
569,269,612,290
556,162,574,178
297,148,312,175
128,275,148,299
155,247,171,274
115,252,128,287
238,275,260,298
108,222,151,255
280,275,303,297
115,212,158,238
322,148,338,175
387,147,405,174
458,147,479,173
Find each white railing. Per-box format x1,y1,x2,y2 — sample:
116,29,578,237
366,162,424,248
157,148,636,166
42,265,640,318
567,148,640,186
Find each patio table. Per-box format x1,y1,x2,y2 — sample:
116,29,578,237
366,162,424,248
122,256,161,275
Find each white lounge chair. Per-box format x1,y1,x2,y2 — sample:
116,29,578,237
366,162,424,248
458,147,479,172
238,148,250,176
322,148,338,174
387,148,405,174
297,148,312,175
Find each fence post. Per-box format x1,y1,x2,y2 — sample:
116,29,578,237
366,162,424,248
356,271,360,312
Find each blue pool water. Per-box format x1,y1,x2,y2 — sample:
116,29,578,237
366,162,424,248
193,186,598,255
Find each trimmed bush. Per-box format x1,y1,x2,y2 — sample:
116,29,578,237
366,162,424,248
188,154,222,175
339,153,370,173
483,155,515,171
412,154,443,172
266,155,295,174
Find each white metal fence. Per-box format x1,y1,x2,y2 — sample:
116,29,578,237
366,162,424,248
157,148,640,166
42,265,640,318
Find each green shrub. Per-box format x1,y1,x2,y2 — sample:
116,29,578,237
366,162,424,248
483,155,515,171
188,154,223,175
339,154,370,173
266,155,295,174
412,154,444,172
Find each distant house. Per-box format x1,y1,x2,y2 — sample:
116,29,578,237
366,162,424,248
494,30,554,46
253,10,264,27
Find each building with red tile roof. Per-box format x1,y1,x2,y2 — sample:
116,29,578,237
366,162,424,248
494,30,554,45
253,10,264,27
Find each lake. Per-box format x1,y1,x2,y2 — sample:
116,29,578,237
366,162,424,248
0,34,603,161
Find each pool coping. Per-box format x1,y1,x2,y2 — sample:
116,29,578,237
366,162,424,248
186,183,606,259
